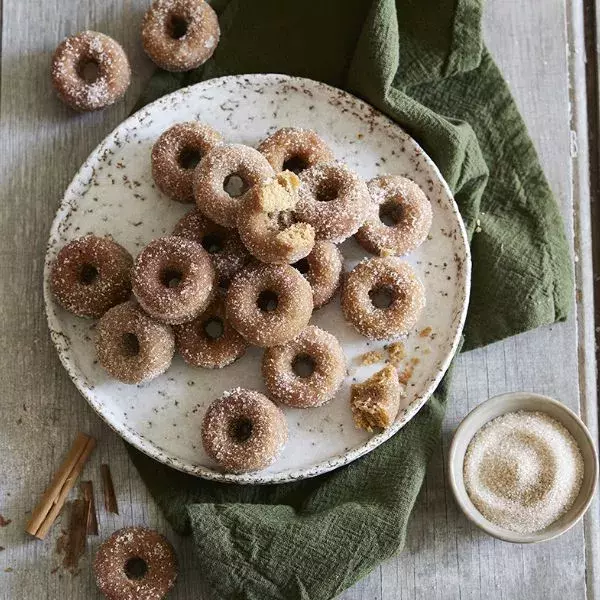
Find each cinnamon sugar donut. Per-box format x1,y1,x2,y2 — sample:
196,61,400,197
132,236,215,324
257,128,335,173
237,171,315,264
50,235,133,318
341,257,425,340
194,144,274,228
173,209,249,286
356,176,433,256
152,122,222,203
262,326,346,408
174,293,248,368
292,241,343,309
142,0,220,72
94,527,178,600
51,31,131,112
295,162,371,243
96,301,175,384
226,263,313,347
202,388,288,472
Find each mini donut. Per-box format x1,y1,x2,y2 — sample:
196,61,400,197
132,236,215,325
142,0,220,72
262,326,346,408
193,143,274,228
237,171,315,264
50,235,133,319
341,257,425,340
295,162,371,243
152,122,223,203
257,128,335,173
202,388,288,472
226,262,313,347
173,209,248,286
51,31,131,112
291,241,343,309
94,526,178,600
96,301,175,384
174,293,248,368
356,176,433,256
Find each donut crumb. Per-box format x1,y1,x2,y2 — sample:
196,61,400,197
359,350,384,365
386,341,406,364
351,365,401,431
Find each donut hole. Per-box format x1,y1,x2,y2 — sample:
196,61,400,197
314,178,341,203
77,58,100,83
292,257,310,275
292,353,315,378
224,174,250,198
229,417,253,443
160,268,183,288
121,333,141,357
201,232,225,254
124,556,148,580
178,148,201,170
167,14,189,39
79,264,99,285
203,317,224,340
257,290,279,312
282,155,309,174
369,285,395,309
272,210,295,231
379,200,404,226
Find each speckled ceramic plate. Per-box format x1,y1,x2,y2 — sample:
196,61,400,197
44,74,470,484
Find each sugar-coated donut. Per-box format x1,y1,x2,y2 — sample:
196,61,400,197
94,526,178,600
174,293,248,368
142,0,220,72
295,162,371,243
341,257,425,340
51,31,131,112
291,241,343,309
173,209,249,286
226,262,313,347
237,171,315,264
50,235,133,319
132,236,215,325
257,128,335,174
152,122,223,203
96,301,175,384
194,143,274,228
262,326,346,408
202,388,288,472
356,176,433,256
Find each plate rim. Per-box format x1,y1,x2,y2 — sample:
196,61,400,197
43,73,471,484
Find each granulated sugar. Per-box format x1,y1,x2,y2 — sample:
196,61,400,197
463,410,584,534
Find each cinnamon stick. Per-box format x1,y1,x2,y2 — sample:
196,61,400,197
79,481,98,535
100,464,118,514
26,433,96,539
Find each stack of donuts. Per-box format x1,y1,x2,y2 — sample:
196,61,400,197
50,122,432,473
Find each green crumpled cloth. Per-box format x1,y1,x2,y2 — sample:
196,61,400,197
127,1,573,598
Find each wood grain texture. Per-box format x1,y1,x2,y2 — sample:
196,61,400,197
0,0,595,599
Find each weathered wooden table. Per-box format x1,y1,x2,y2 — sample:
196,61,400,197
1,0,598,598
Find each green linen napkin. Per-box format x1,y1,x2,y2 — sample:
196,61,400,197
127,1,573,598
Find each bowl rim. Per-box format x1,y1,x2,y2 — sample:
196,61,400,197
448,391,599,543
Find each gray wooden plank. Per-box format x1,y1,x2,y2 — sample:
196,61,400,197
571,0,600,596
0,0,593,599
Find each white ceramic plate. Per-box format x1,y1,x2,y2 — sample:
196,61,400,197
44,74,470,484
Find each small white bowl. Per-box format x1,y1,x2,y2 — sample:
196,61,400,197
448,392,598,543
